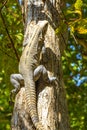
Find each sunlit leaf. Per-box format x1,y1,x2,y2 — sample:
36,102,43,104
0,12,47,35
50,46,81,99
74,0,83,10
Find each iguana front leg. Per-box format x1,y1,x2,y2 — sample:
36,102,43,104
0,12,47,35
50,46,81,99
10,74,24,94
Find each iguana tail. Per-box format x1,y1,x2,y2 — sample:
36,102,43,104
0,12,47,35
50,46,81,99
25,79,44,130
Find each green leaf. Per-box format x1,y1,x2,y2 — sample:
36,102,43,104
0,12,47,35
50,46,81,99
74,0,83,10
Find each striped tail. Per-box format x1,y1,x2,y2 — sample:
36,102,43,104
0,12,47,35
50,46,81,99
25,80,44,130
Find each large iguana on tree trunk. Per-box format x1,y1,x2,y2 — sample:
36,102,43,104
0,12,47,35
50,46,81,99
19,20,48,130
10,20,56,130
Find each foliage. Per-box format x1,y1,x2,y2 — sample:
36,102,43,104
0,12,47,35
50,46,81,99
62,37,87,130
65,0,87,51
62,0,87,129
0,0,87,130
0,0,23,129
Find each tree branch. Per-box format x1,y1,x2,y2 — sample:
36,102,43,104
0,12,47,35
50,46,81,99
0,11,20,62
0,0,8,10
0,48,16,60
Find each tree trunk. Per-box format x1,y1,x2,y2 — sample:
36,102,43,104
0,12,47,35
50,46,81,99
11,0,70,130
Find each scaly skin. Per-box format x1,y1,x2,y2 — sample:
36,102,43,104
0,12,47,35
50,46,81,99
19,20,48,130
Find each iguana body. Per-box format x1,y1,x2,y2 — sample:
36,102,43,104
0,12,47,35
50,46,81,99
10,20,56,129
19,20,48,130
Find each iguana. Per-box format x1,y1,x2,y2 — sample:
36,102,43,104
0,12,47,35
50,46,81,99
10,20,56,130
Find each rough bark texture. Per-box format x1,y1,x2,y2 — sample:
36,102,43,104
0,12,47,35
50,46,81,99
11,0,70,130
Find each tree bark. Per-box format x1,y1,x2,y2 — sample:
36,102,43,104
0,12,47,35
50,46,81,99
11,0,70,130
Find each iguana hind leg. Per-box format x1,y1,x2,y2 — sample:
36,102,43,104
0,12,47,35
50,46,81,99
34,65,56,83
